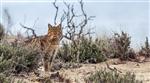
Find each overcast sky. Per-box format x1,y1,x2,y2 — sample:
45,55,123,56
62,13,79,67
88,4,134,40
0,0,149,49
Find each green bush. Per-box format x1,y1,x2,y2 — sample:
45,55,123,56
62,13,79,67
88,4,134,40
86,69,142,83
79,37,107,63
57,36,107,63
58,31,139,62
0,44,40,74
111,31,136,60
139,37,150,57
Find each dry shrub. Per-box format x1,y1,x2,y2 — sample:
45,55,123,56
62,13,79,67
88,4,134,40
57,36,107,63
0,44,40,74
139,37,150,57
110,31,136,61
86,69,142,83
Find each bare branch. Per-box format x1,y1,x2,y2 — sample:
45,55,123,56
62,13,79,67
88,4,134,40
78,0,87,37
69,5,75,23
53,0,95,41
53,0,59,25
20,23,37,38
60,13,66,24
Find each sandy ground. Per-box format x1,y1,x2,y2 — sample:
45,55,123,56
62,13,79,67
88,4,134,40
14,59,150,83
58,59,150,83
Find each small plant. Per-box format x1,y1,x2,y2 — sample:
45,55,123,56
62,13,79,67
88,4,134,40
139,37,150,57
78,36,107,63
95,37,114,58
86,69,142,83
111,31,136,60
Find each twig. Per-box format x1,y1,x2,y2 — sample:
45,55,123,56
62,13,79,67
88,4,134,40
61,0,95,41
53,0,59,25
105,62,122,73
20,23,37,38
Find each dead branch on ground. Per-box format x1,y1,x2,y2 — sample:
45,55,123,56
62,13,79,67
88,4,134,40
105,62,122,73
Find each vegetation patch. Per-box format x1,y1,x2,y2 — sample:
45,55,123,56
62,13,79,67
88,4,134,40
0,44,40,74
57,36,107,63
86,69,142,83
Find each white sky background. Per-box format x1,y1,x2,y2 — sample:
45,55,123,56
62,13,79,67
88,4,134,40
0,0,149,49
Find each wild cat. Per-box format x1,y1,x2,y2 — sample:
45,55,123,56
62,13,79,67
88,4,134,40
24,23,62,74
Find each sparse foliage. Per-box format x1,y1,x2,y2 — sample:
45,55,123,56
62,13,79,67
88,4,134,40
111,31,136,60
0,44,40,74
86,69,142,83
139,37,150,57
57,36,107,63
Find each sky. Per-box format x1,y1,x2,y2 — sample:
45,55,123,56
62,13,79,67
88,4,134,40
0,0,149,49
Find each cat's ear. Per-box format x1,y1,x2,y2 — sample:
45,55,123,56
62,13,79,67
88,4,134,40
57,23,61,28
48,23,52,28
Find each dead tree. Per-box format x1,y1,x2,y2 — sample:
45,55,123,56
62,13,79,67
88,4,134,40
53,0,95,42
